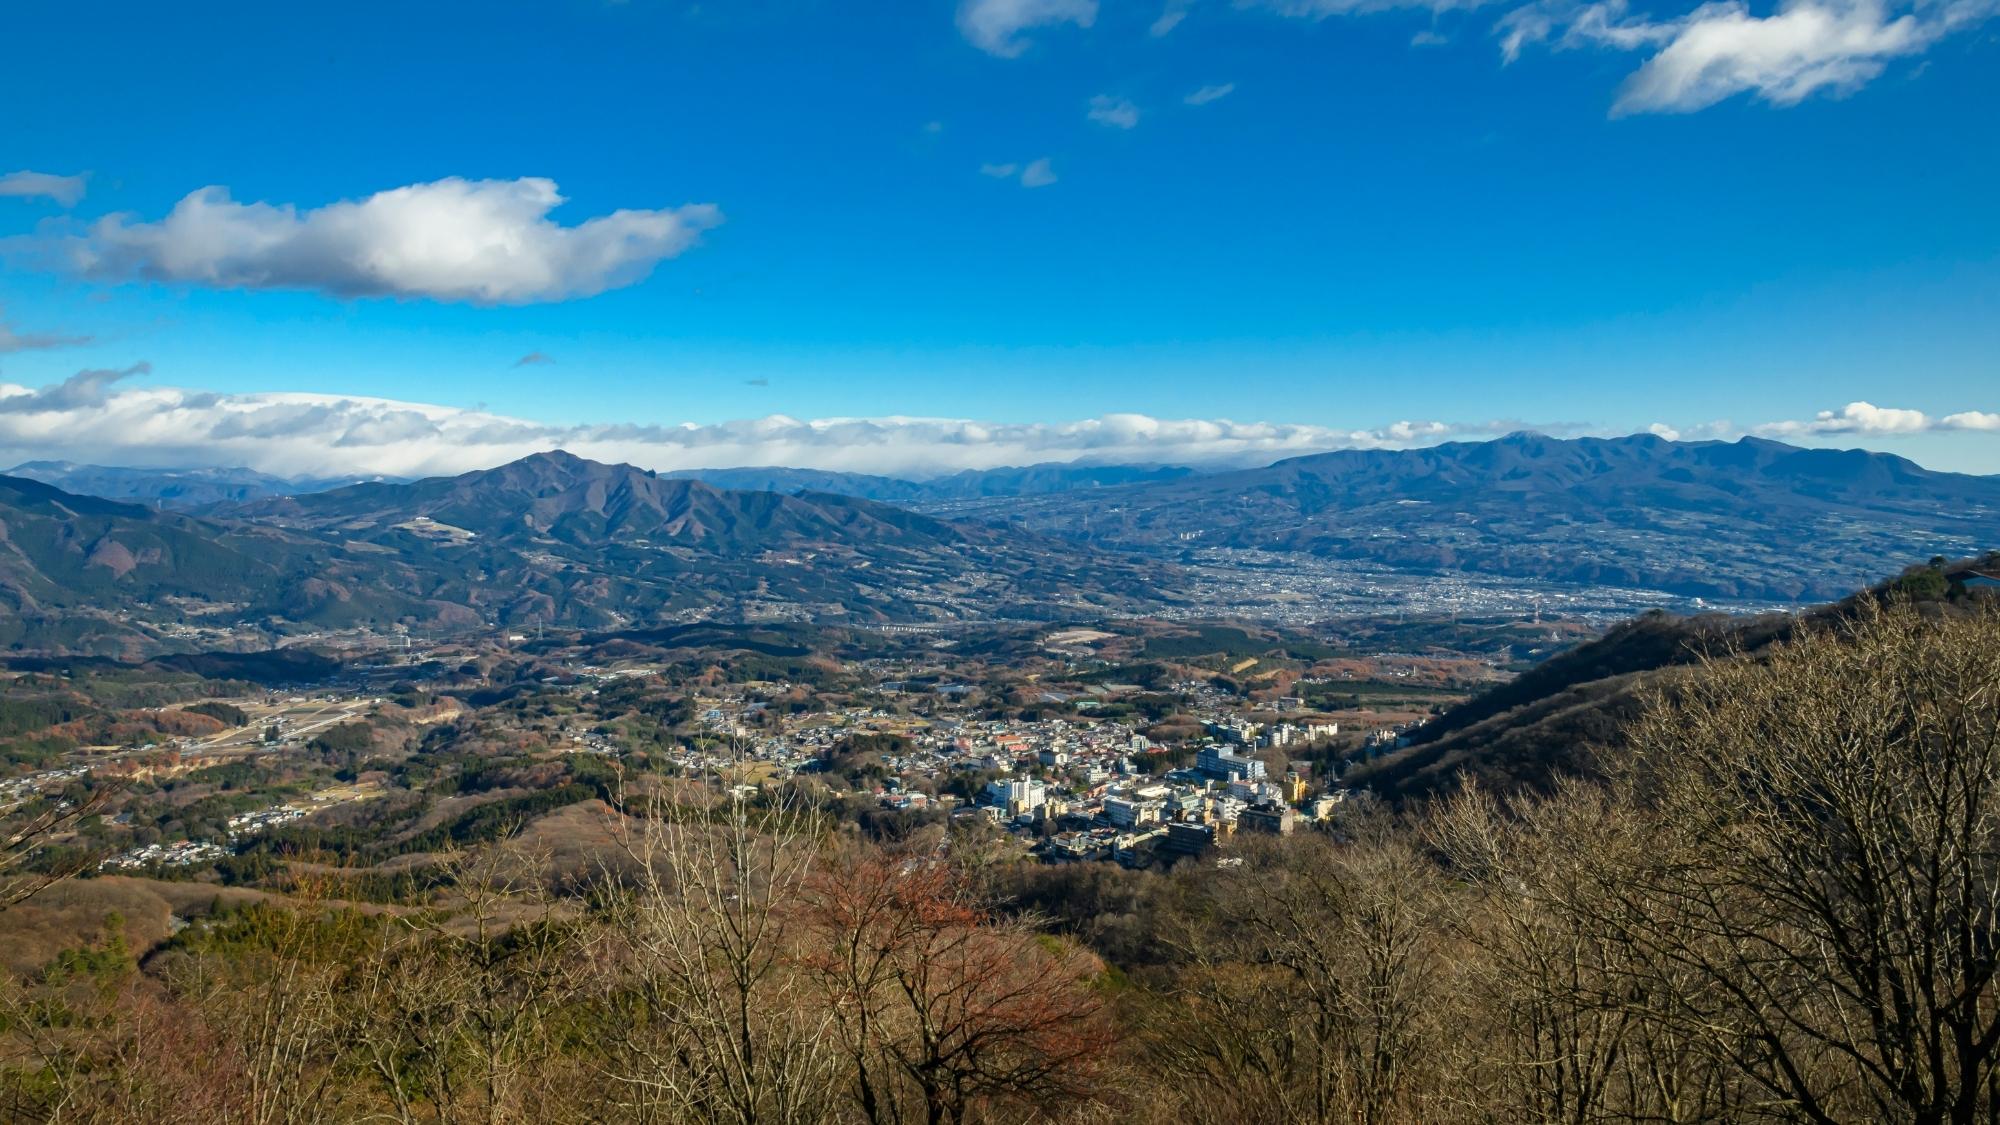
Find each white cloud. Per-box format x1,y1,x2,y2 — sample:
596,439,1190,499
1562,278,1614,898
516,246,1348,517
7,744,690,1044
6,369,1984,481
0,170,88,207
1498,3,1557,59
1152,0,1196,33
0,363,152,417
1087,94,1142,128
1752,400,2000,437
49,177,721,305
1498,0,1674,61
1184,82,1238,104
980,159,1056,186
957,0,1098,56
1755,400,1929,435
0,370,1526,480
1500,0,1994,113
1380,420,1459,441
1645,418,1740,440
1618,0,1937,113
0,308,92,355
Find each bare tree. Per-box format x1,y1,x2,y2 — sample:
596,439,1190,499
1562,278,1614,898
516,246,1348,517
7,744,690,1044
1143,831,1455,1125
0,781,117,913
353,840,592,1125
155,888,361,1125
595,775,839,1125
1432,778,1738,1123
804,845,1115,1125
1606,598,2000,1123
354,920,473,1125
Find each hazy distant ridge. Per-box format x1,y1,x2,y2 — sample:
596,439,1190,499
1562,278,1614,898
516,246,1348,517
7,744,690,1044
5,461,390,509
965,433,2000,601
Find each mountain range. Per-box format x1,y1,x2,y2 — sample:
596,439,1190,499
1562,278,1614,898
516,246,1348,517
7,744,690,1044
3,459,1198,512
0,452,1165,656
961,433,2000,601
4,461,390,510
3,434,1992,657
226,450,979,552
0,472,450,655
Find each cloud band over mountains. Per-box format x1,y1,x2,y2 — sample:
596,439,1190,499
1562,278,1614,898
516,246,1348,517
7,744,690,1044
0,371,1988,481
1751,401,2000,436
0,369,1517,479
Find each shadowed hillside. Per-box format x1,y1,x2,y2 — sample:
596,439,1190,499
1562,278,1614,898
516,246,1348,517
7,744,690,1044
1345,552,2000,801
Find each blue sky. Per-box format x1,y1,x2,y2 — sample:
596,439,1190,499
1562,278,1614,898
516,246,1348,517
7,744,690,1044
1,0,1996,477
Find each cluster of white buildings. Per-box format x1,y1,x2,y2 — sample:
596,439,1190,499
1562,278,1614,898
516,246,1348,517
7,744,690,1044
586,670,1381,872
1207,718,1341,751
226,804,308,836
98,839,229,871
0,766,89,809
951,722,1356,864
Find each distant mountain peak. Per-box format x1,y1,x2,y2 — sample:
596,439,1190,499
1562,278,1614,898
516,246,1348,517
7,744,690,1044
517,448,592,468
462,450,669,499
223,449,986,556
